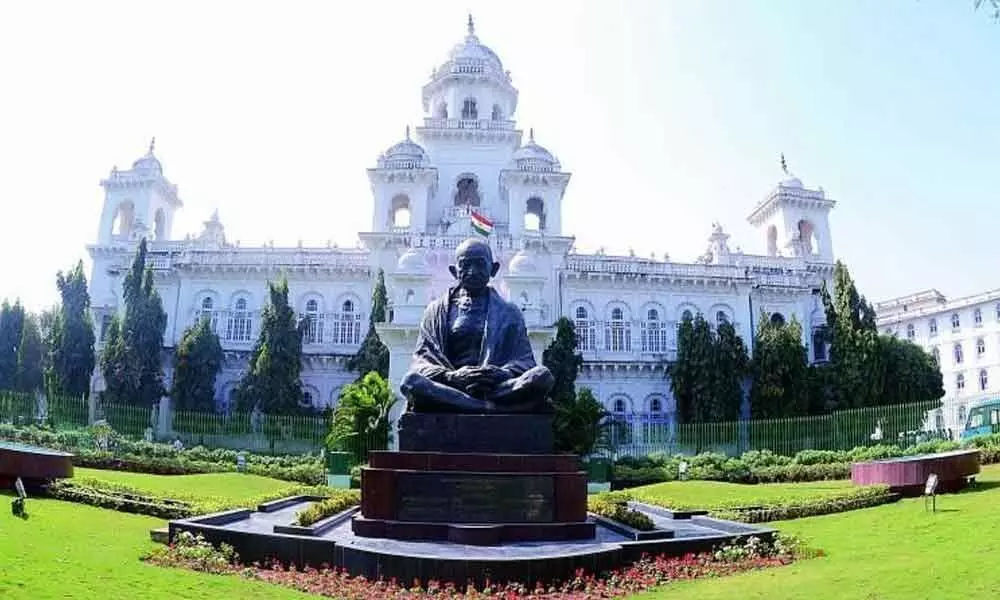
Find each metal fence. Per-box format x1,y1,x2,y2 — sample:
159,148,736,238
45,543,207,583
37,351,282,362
605,401,943,459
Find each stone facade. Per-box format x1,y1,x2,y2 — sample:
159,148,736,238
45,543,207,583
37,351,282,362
876,289,1000,434
87,18,837,425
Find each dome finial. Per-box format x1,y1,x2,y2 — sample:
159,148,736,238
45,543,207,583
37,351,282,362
529,127,535,143
780,152,788,175
405,125,411,140
148,136,156,155
467,13,475,36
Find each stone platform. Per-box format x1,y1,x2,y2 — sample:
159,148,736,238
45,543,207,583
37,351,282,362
851,449,981,495
353,413,594,545
0,441,74,490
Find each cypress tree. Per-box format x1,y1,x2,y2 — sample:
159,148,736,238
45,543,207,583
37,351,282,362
101,239,167,406
750,312,809,418
347,269,389,379
543,317,583,406
234,278,305,414
0,300,24,389
711,320,750,422
172,317,224,412
50,261,96,398
16,313,44,393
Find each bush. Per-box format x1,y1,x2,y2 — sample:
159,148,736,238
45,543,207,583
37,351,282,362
748,462,851,484
710,486,897,523
903,440,960,456
293,491,362,526
587,492,655,531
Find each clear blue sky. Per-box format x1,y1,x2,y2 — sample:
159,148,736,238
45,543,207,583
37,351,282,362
0,0,997,310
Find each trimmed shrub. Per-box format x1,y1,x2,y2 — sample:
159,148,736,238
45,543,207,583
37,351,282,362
293,491,362,526
587,492,655,531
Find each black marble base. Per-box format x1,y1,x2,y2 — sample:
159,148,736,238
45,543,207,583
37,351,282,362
351,516,596,545
399,412,554,454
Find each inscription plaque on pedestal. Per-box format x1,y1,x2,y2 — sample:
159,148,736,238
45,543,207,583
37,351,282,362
396,472,555,523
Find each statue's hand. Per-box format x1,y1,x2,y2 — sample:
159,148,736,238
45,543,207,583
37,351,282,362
446,366,481,392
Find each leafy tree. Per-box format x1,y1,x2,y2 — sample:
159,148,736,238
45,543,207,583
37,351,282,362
543,317,583,406
234,278,305,414
48,262,96,398
750,312,809,419
347,269,389,379
16,313,44,393
101,239,168,406
710,320,750,422
553,387,610,456
327,371,393,465
877,334,944,408
976,0,1000,21
172,317,224,412
0,299,26,389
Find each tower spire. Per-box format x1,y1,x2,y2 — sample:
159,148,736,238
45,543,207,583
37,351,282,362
148,136,156,155
780,153,788,175
467,13,475,36
405,125,411,140
528,127,535,143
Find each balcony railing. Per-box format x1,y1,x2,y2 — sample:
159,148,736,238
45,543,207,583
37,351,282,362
420,117,516,131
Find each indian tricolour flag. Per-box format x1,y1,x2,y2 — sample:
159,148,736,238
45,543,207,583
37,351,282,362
470,210,494,236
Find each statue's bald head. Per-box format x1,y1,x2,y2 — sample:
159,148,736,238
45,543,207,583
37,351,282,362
450,238,500,292
455,238,494,264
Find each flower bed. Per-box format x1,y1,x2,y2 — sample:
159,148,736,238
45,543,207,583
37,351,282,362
46,478,347,519
587,492,655,531
144,531,808,598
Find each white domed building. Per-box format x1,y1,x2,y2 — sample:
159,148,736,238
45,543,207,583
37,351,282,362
86,17,837,433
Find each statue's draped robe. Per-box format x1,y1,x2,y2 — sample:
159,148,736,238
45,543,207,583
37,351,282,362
409,287,536,384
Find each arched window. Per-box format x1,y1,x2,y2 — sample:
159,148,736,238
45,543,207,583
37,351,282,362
405,289,415,304
649,398,663,414
813,328,828,361
303,391,313,405
928,318,938,336
111,201,135,237
100,314,113,342
770,312,786,326
304,299,324,344
525,197,545,231
906,323,915,340
642,308,665,353
931,347,940,363
935,409,945,430
957,373,966,392
975,308,983,327
199,297,217,330
978,337,986,357
491,104,503,120
606,307,631,352
227,298,252,342
454,177,481,207
681,309,693,321
390,194,411,229
153,209,166,241
435,102,448,119
716,311,729,326
951,313,961,330
797,220,816,254
613,398,628,414
954,343,964,364
335,299,362,345
959,404,968,426
574,306,595,351
980,369,989,391
996,303,1000,322
766,225,778,257
461,97,478,120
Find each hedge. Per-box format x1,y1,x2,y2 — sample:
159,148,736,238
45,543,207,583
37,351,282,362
0,423,325,485
588,492,655,531
293,491,362,526
46,478,347,520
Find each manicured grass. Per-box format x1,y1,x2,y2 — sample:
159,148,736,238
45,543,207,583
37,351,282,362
0,494,311,599
634,464,1000,600
630,477,855,510
72,467,297,504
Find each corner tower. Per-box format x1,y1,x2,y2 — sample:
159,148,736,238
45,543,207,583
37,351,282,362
746,159,835,260
96,139,182,244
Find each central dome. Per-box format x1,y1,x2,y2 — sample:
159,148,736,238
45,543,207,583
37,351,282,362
434,15,508,80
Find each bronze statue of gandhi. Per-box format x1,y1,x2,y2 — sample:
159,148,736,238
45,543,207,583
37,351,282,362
400,238,554,413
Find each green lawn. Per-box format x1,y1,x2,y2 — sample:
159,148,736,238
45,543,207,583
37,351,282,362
630,478,855,510
635,464,1000,600
0,494,311,600
72,467,298,504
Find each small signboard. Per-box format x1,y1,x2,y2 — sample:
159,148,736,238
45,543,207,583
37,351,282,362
924,473,939,513
12,476,27,518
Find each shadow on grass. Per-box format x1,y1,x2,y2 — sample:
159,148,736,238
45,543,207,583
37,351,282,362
957,480,1000,495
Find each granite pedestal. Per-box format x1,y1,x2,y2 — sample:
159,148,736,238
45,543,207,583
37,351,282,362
352,412,596,545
